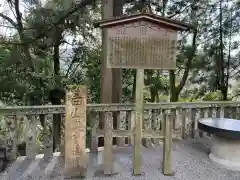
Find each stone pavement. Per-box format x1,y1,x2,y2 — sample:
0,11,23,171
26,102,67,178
1,138,240,180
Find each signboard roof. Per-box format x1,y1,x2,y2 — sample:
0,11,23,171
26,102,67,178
94,12,193,31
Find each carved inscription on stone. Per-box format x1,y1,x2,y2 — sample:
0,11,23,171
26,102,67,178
64,86,87,178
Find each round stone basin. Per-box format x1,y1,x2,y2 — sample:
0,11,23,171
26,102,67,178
198,118,240,171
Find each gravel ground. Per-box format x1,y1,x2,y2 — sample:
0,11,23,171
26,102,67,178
1,138,240,180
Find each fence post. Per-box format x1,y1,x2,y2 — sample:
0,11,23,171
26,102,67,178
6,115,17,160
64,85,88,178
163,112,173,175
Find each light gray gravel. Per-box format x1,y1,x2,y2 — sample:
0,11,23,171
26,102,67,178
1,138,240,180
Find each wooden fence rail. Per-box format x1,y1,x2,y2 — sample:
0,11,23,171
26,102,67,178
1,98,240,176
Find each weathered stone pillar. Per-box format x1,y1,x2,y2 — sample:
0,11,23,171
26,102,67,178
64,85,88,178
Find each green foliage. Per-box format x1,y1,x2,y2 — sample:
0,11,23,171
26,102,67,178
0,0,240,154
201,91,223,101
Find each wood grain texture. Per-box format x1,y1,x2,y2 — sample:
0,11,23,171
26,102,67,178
104,112,113,175
133,69,144,175
108,37,177,69
163,113,173,175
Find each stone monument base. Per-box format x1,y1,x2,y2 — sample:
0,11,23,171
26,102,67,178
209,135,240,171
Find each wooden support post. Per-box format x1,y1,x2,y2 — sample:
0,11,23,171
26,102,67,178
65,85,88,178
99,0,113,143
133,69,144,175
104,112,113,175
163,112,173,176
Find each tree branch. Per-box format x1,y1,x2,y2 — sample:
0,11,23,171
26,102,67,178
14,0,23,31
176,31,198,92
167,4,191,19
0,0,95,46
0,13,17,27
24,0,96,45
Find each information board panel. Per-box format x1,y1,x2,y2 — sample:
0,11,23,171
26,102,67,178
106,20,178,69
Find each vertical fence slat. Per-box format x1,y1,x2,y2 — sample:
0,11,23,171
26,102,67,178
220,106,225,118
232,106,237,119
190,108,196,138
181,109,187,139
224,107,230,118
198,109,204,137
6,115,17,160
60,113,65,156
174,109,181,139
104,112,113,175
152,110,157,131
163,112,173,175
171,109,176,132
113,111,125,147
212,107,217,118
194,108,201,138
90,112,98,151
202,108,209,137
142,110,152,148
160,109,165,135
151,109,159,144
26,115,37,159
44,114,53,160
236,106,240,119
126,110,134,145
216,107,221,118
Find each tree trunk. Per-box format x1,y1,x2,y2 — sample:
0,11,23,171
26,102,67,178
218,0,228,100
169,3,198,102
169,71,179,102
51,28,62,152
49,89,65,151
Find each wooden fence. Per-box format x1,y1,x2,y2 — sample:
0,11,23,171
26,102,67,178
1,87,240,176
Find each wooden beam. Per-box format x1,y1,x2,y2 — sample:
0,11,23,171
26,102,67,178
133,69,144,175
163,112,173,175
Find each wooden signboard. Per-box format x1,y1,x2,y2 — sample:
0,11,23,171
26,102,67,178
94,13,191,70
65,85,88,178
107,20,178,69
95,12,192,175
